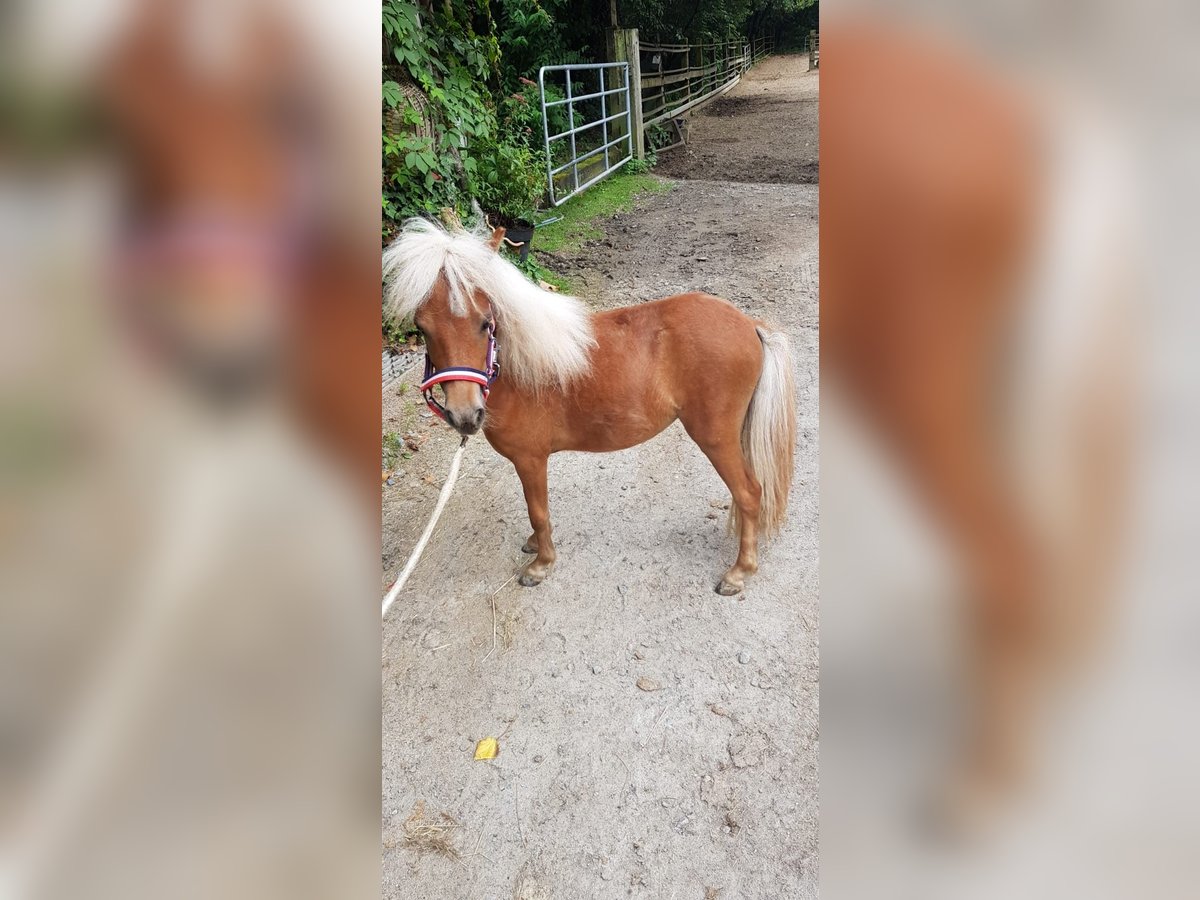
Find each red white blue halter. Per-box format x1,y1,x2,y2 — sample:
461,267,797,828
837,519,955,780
419,321,500,422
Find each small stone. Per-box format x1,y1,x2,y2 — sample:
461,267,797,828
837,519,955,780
737,651,751,665
386,477,395,486
592,665,602,675
633,648,646,661
600,870,613,882
636,677,662,692
567,663,574,673
533,755,545,764
617,584,628,595
722,825,732,834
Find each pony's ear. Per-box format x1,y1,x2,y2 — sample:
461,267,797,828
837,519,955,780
486,226,507,252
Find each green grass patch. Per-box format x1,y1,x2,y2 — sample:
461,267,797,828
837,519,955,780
382,431,404,468
533,171,673,254
534,267,573,293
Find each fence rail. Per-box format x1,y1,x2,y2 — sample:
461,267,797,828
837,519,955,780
639,39,750,129
539,62,633,207
749,35,776,66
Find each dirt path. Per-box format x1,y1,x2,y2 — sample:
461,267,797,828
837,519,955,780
383,54,818,899
654,54,818,185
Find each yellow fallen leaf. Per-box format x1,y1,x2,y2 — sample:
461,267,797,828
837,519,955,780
473,737,499,760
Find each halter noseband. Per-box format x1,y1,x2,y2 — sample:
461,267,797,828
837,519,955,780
419,321,500,422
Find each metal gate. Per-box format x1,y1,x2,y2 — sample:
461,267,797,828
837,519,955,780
538,62,632,207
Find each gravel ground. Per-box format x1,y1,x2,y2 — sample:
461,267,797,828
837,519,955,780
654,54,818,185
382,54,818,900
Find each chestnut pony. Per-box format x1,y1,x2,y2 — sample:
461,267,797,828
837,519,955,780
384,217,797,594
824,21,1133,823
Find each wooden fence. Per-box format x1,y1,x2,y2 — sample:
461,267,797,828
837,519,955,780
603,30,775,160
639,39,750,129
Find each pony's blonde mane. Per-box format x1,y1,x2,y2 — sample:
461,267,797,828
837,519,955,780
383,217,595,389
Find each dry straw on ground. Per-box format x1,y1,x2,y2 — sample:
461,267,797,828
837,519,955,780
400,800,462,859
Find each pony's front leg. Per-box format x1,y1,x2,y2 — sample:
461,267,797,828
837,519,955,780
513,454,555,586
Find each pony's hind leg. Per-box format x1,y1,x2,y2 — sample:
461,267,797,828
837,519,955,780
513,453,555,586
692,436,763,595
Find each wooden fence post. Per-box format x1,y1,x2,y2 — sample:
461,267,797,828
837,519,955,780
607,28,645,160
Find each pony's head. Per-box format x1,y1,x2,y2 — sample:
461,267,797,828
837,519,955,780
96,1,322,400
383,217,595,436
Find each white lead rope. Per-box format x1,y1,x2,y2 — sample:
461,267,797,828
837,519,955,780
381,436,468,617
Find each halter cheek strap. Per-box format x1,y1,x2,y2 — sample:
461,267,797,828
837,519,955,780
419,323,500,422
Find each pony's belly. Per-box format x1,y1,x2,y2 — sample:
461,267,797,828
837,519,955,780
555,401,677,453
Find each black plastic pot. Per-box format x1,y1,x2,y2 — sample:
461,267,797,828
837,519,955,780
505,221,535,262
483,211,536,261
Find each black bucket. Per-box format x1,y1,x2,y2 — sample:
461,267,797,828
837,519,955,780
505,222,535,262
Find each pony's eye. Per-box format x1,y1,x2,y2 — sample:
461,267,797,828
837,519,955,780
480,320,491,334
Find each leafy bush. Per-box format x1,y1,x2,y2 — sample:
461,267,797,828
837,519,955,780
382,1,498,228
495,0,587,93
468,134,545,222
383,0,586,236
625,140,659,174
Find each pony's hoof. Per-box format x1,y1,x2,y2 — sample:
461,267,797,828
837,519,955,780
715,577,743,596
518,572,544,587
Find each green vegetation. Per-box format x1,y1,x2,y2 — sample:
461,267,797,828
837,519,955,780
534,171,672,253
508,248,572,292
382,0,814,325
382,0,815,236
621,0,816,45
382,431,405,468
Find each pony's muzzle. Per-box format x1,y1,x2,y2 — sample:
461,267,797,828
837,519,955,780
445,405,485,435
440,381,486,434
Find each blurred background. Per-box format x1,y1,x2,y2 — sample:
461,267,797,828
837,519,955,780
0,1,380,897
4,0,1200,896
822,1,1200,898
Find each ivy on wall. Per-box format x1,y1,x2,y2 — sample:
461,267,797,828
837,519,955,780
382,0,555,235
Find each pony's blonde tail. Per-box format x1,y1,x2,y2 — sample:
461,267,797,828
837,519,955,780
732,326,797,539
